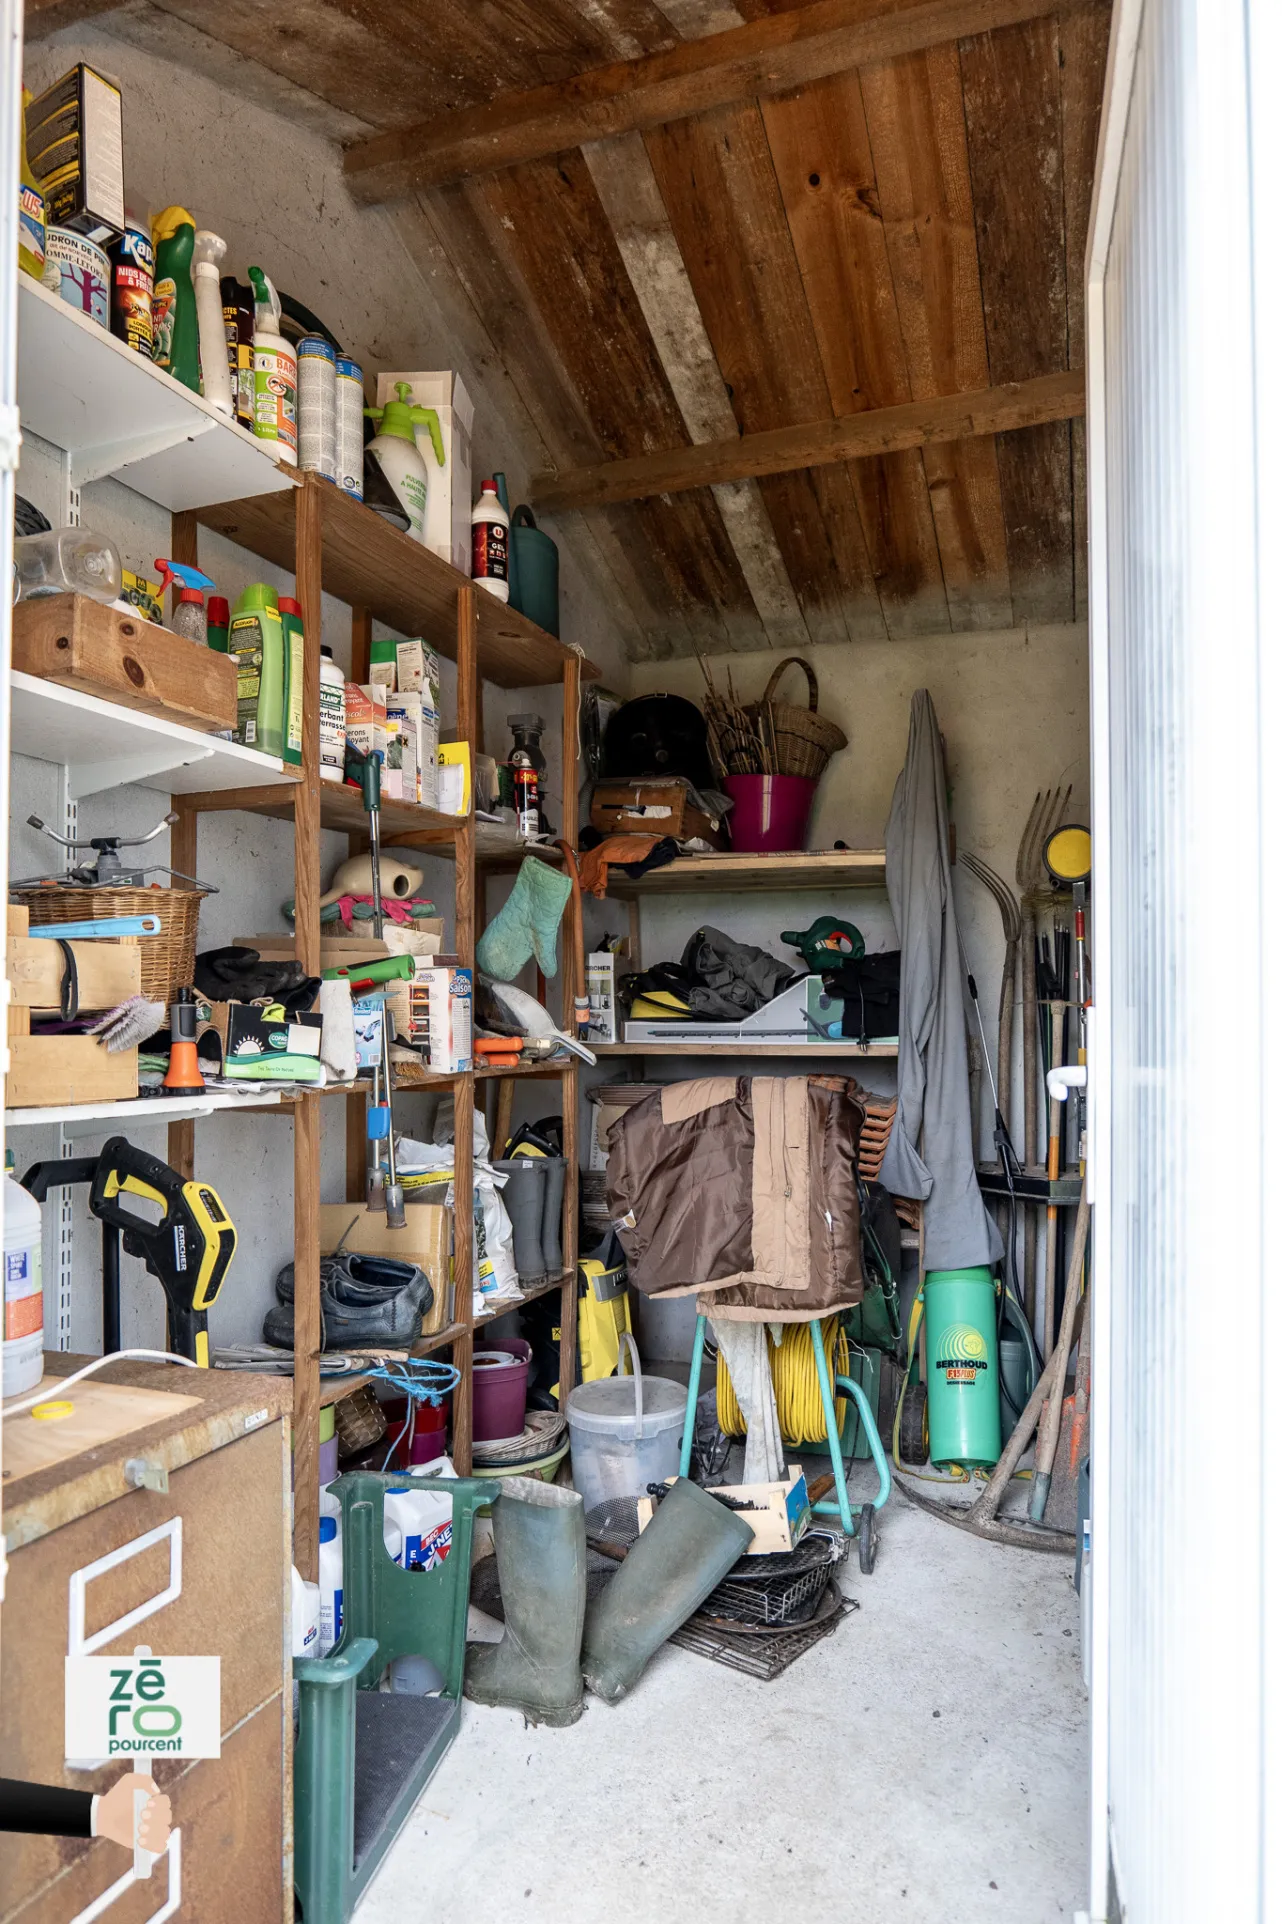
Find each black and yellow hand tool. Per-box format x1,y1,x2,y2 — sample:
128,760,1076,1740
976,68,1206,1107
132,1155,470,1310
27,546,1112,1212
90,1138,236,1367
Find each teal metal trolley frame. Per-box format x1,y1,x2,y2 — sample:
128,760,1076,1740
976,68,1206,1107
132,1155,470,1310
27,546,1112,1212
677,1313,891,1571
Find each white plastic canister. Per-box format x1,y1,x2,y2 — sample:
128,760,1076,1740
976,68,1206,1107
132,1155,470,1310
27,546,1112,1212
291,1567,321,1658
3,1155,43,1397
317,1514,343,1654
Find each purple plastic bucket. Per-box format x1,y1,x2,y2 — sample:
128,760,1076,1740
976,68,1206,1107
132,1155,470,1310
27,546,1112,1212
473,1348,528,1444
724,773,818,853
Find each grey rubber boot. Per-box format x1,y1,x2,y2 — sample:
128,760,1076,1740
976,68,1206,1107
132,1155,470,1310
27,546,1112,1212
464,1477,587,1726
494,1158,547,1285
581,1478,755,1704
541,1156,566,1277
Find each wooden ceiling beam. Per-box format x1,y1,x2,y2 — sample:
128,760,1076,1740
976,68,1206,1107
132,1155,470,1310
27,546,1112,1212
529,369,1085,512
23,0,128,38
342,0,1106,201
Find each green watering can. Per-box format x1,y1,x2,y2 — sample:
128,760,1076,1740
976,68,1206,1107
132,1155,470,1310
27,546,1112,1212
511,504,560,636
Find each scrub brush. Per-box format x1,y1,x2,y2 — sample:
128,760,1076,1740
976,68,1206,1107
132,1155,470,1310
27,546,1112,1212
87,996,167,1052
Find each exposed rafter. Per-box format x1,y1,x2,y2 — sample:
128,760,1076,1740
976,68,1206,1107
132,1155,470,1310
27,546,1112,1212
341,0,1106,201
529,370,1086,513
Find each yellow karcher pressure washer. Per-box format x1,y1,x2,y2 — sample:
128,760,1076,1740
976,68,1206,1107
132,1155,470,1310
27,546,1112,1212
577,1231,632,1383
91,1137,236,1367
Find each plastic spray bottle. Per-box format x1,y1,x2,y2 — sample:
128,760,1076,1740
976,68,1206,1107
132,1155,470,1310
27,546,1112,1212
193,230,234,416
248,266,298,465
228,582,285,756
364,382,430,542
150,206,200,392
155,558,216,645
221,275,254,431
278,594,305,768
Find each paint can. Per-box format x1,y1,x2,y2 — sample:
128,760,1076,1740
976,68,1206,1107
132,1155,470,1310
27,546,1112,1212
298,334,337,484
44,226,109,328
336,355,364,501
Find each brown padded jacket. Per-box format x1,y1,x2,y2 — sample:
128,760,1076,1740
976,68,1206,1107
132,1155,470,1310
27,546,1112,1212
604,1075,865,1322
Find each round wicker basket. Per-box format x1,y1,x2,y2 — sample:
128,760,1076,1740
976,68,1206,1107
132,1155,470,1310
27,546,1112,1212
13,885,207,1005
747,656,847,780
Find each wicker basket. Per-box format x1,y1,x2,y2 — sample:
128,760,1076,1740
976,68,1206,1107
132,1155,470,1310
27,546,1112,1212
748,657,847,780
13,885,207,1005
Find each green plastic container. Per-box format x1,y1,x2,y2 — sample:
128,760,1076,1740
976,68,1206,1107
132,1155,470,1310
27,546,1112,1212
510,505,560,636
924,1265,1000,1468
228,582,284,757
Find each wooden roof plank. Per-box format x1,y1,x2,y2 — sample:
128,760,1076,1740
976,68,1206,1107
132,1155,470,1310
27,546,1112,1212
646,102,886,645
760,70,950,635
858,38,1013,628
1060,0,1111,621
530,369,1083,507
960,14,1073,624
340,0,1107,199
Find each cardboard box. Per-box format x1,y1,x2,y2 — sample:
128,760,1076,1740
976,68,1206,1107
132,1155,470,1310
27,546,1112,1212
375,372,475,576
7,935,139,1010
318,1200,452,1336
344,682,387,764
436,742,470,816
13,594,237,735
206,1002,323,1080
385,691,422,806
410,963,472,1074
387,654,440,807
639,1467,812,1555
25,64,125,243
586,951,618,1045
590,778,722,844
6,1036,136,1109
351,995,385,1071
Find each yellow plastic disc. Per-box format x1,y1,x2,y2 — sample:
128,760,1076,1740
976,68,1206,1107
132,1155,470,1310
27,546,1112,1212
31,1400,74,1422
1044,824,1092,883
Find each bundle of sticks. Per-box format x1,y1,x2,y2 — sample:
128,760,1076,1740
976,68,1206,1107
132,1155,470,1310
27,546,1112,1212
698,655,779,777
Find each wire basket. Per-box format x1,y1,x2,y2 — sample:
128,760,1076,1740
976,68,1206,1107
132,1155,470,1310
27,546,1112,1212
703,1531,845,1627
747,657,847,781
14,885,207,1005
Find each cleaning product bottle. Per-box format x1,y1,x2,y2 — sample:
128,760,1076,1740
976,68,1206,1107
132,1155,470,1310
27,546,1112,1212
3,1150,43,1398
278,594,305,769
192,230,234,416
317,1513,343,1655
364,382,429,542
471,479,510,601
207,594,230,653
150,206,200,392
221,275,254,431
18,91,45,282
335,356,364,500
109,219,153,356
229,582,285,755
319,645,345,783
291,1567,320,1659
154,558,216,644
248,266,298,464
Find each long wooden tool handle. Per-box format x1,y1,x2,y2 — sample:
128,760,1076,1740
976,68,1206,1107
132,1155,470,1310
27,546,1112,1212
1028,1192,1091,1522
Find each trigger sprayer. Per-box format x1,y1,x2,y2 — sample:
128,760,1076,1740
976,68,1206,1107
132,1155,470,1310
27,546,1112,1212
154,559,217,645
248,265,298,465
192,230,234,415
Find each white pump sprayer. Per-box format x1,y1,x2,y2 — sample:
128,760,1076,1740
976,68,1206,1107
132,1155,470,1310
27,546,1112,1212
192,230,234,417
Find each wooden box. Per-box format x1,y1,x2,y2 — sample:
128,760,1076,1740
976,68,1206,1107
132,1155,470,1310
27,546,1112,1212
6,1035,137,1108
7,934,141,1010
590,778,723,844
13,593,237,734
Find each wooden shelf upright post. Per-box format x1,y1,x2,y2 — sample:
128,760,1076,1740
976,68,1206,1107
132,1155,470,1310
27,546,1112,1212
560,652,581,1406
451,585,479,1472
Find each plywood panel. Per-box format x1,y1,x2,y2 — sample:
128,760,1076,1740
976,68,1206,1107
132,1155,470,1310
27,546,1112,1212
960,15,1072,623
647,103,886,646
859,40,1013,628
761,71,951,634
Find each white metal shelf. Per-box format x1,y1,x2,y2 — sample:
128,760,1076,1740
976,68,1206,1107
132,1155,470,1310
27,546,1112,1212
4,1090,288,1133
9,671,299,799
17,277,297,511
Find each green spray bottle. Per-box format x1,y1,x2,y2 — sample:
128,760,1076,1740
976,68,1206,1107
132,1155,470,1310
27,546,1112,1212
228,583,285,758
278,595,305,768
150,206,200,392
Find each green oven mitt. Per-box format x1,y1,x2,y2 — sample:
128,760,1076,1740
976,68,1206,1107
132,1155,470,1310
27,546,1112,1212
476,857,572,982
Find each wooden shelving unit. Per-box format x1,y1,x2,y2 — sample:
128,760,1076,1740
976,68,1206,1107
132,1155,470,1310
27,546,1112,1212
171,480,588,1577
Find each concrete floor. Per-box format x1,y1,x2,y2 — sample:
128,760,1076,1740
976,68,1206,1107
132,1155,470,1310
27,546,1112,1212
357,1460,1088,1924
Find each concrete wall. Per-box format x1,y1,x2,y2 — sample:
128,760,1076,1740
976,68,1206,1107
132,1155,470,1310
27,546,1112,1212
13,24,631,1352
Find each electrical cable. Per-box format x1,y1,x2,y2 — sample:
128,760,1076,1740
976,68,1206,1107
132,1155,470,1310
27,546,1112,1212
2,1348,198,1417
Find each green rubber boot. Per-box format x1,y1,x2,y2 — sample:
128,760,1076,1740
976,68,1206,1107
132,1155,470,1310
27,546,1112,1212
464,1477,586,1726
581,1478,755,1704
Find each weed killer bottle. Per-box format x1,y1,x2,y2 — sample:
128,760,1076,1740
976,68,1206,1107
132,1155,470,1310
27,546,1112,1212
248,265,298,465
471,479,509,601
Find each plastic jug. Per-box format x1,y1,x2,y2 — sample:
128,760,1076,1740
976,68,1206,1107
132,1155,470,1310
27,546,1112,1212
291,1567,321,1659
3,1151,43,1398
566,1332,686,1510
382,1483,453,1572
317,1514,343,1655
510,505,560,636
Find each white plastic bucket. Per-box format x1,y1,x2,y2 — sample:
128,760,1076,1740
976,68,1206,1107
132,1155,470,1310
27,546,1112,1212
567,1332,686,1510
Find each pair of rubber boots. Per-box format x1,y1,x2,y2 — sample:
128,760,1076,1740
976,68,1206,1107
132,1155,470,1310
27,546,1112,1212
493,1156,564,1287
464,1475,754,1726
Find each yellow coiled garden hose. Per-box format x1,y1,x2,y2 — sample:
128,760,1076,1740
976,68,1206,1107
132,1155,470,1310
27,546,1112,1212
716,1317,849,1445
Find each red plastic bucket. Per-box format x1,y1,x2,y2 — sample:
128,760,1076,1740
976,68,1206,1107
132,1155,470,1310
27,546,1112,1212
381,1395,449,1469
473,1348,529,1443
724,773,818,853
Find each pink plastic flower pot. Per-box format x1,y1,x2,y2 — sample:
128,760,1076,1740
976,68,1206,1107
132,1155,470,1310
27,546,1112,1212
473,1348,529,1444
724,774,818,853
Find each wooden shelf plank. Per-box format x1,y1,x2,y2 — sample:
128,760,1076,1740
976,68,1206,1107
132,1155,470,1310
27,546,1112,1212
195,477,598,689
594,1040,898,1056
604,848,887,894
